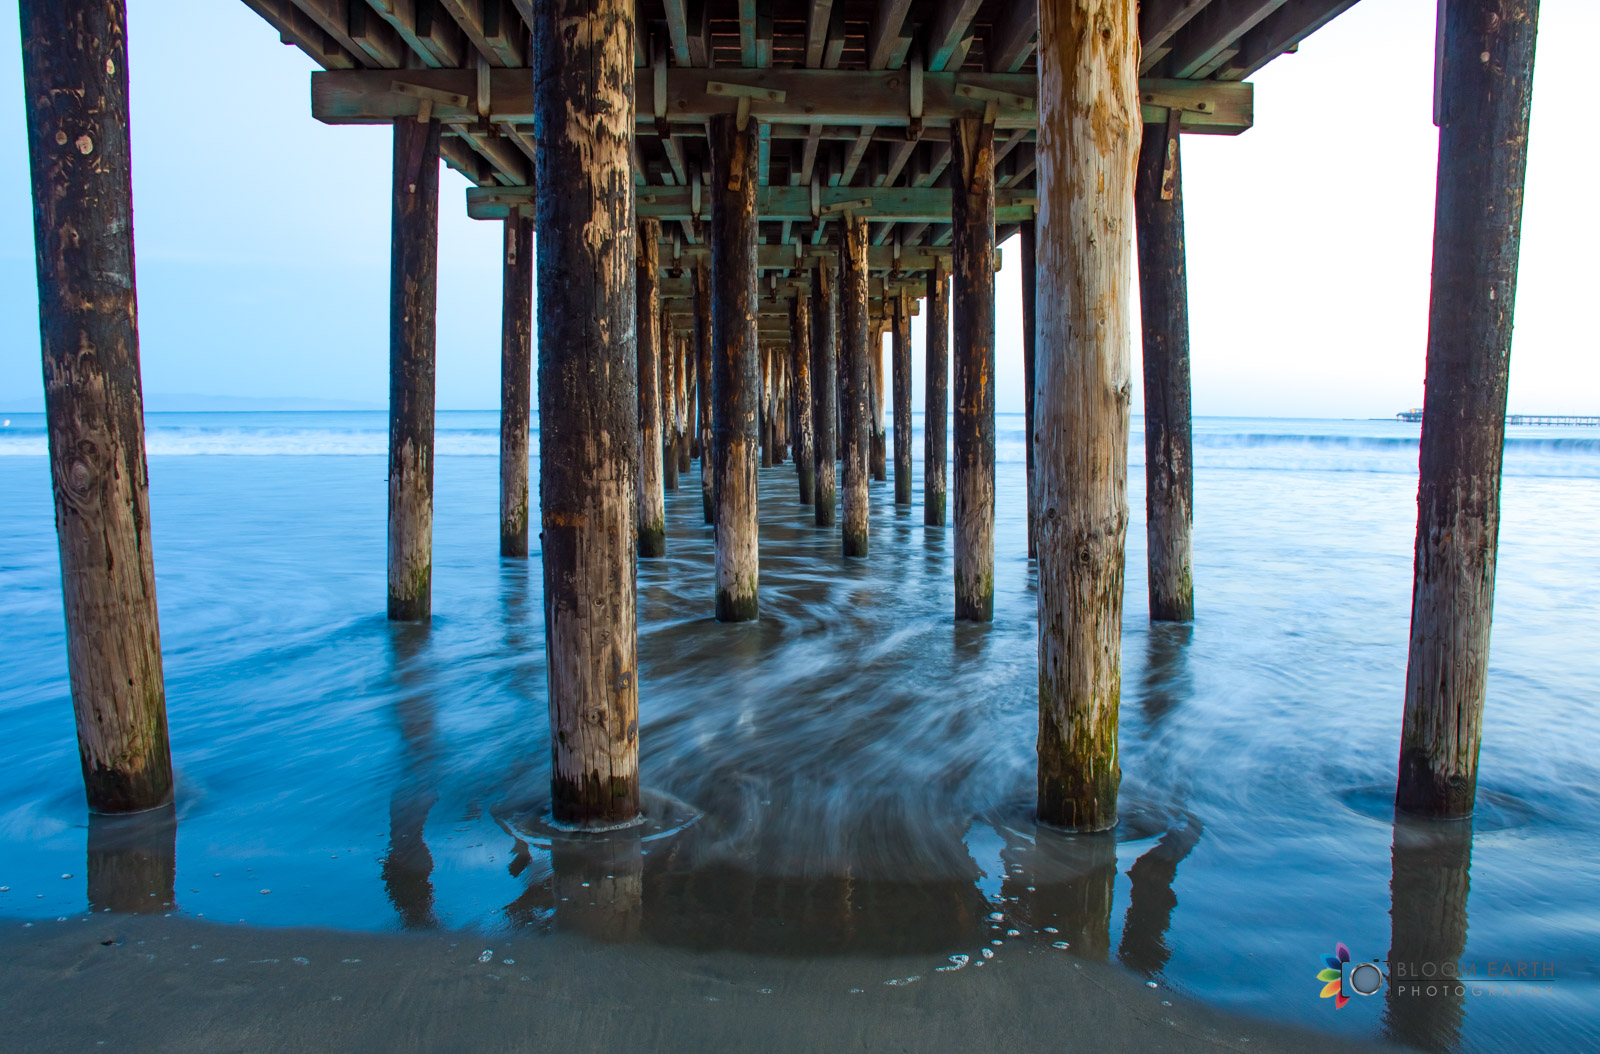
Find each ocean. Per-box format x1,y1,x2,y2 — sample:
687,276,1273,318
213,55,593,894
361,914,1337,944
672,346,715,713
1,410,1596,1052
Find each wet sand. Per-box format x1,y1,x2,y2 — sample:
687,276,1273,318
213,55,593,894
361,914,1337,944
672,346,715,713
0,915,1400,1053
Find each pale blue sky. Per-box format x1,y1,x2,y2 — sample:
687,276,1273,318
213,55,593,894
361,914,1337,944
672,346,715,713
0,1,1593,416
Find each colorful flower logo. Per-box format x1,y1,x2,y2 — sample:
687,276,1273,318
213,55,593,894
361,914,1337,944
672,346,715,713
1318,942,1352,1008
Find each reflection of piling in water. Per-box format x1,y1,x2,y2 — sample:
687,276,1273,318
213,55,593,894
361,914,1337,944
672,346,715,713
1117,819,1203,977
1003,827,1118,961
381,627,439,929
1384,819,1473,1053
552,832,643,943
86,806,177,915
1139,623,1194,729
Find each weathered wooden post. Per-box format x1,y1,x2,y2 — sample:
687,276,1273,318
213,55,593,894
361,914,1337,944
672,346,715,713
869,320,888,482
1397,0,1539,820
662,308,680,491
791,292,815,503
1021,220,1038,560
1135,114,1195,621
1034,0,1139,831
695,263,714,524
840,216,871,556
709,113,761,621
951,116,997,621
774,351,789,464
760,345,774,468
676,334,692,475
892,291,913,505
533,0,639,826
812,262,839,527
386,113,441,621
636,220,667,557
500,209,534,558
925,260,950,527
20,0,174,813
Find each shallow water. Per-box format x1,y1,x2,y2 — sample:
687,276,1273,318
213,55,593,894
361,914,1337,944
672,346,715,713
1,411,1597,1052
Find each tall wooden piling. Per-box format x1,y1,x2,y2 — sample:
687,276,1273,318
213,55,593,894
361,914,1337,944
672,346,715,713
21,0,173,813
662,311,680,491
636,219,667,557
387,116,441,622
840,216,871,556
1021,220,1038,560
1033,0,1138,832
709,113,761,621
925,260,950,527
676,335,692,475
869,321,888,482
532,0,639,826
695,263,714,524
892,292,913,505
1397,0,1539,820
792,293,816,503
951,116,997,622
500,210,534,558
774,352,788,464
760,346,774,468
1136,115,1195,621
812,263,839,527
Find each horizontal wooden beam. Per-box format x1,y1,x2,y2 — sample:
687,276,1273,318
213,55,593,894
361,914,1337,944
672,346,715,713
313,69,1254,137
646,242,1001,274
1218,0,1362,81
466,183,1038,224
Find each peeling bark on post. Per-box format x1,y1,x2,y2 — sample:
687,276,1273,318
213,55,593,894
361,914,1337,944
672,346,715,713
1034,0,1139,832
636,219,667,557
1135,119,1195,621
840,216,871,556
869,321,888,483
924,260,950,527
1021,220,1038,560
709,113,760,621
21,0,173,814
811,263,839,527
695,263,714,524
791,293,816,504
388,117,441,622
662,309,680,492
951,116,997,622
501,210,534,559
1398,0,1539,820
533,0,639,827
892,292,913,505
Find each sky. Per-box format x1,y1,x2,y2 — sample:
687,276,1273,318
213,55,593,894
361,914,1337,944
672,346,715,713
0,1,1594,417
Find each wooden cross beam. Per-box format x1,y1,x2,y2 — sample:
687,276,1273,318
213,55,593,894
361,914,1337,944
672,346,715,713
465,184,1038,224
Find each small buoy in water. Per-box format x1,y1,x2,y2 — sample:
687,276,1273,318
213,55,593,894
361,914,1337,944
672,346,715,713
259,889,271,895
1147,981,1158,988
61,874,72,880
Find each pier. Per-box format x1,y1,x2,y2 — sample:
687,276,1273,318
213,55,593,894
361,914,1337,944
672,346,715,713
1398,410,1597,426
20,0,1538,833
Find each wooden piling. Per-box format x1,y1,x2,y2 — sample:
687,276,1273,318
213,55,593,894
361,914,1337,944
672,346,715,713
1021,220,1038,560
532,0,639,826
840,216,871,557
1033,0,1138,832
760,345,774,468
636,219,667,557
662,309,680,491
1135,115,1195,621
500,209,534,558
387,116,441,622
695,263,714,524
676,334,692,475
924,260,949,527
20,0,173,813
774,351,789,464
791,293,816,503
869,321,888,483
951,116,997,622
892,292,913,505
1397,0,1539,820
811,263,839,527
709,113,760,621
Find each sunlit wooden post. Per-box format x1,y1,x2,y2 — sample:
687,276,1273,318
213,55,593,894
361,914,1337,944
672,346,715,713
951,116,996,622
500,208,534,558
791,292,816,503
709,112,760,621
840,216,871,557
811,262,839,527
1020,219,1038,560
636,219,667,557
20,0,174,813
892,290,913,505
869,319,888,482
924,260,949,527
695,263,714,524
662,306,680,491
533,0,639,825
1135,114,1194,620
1398,0,1540,819
1034,0,1138,831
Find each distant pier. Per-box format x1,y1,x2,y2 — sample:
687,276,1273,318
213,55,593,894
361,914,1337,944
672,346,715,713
1397,410,1599,426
